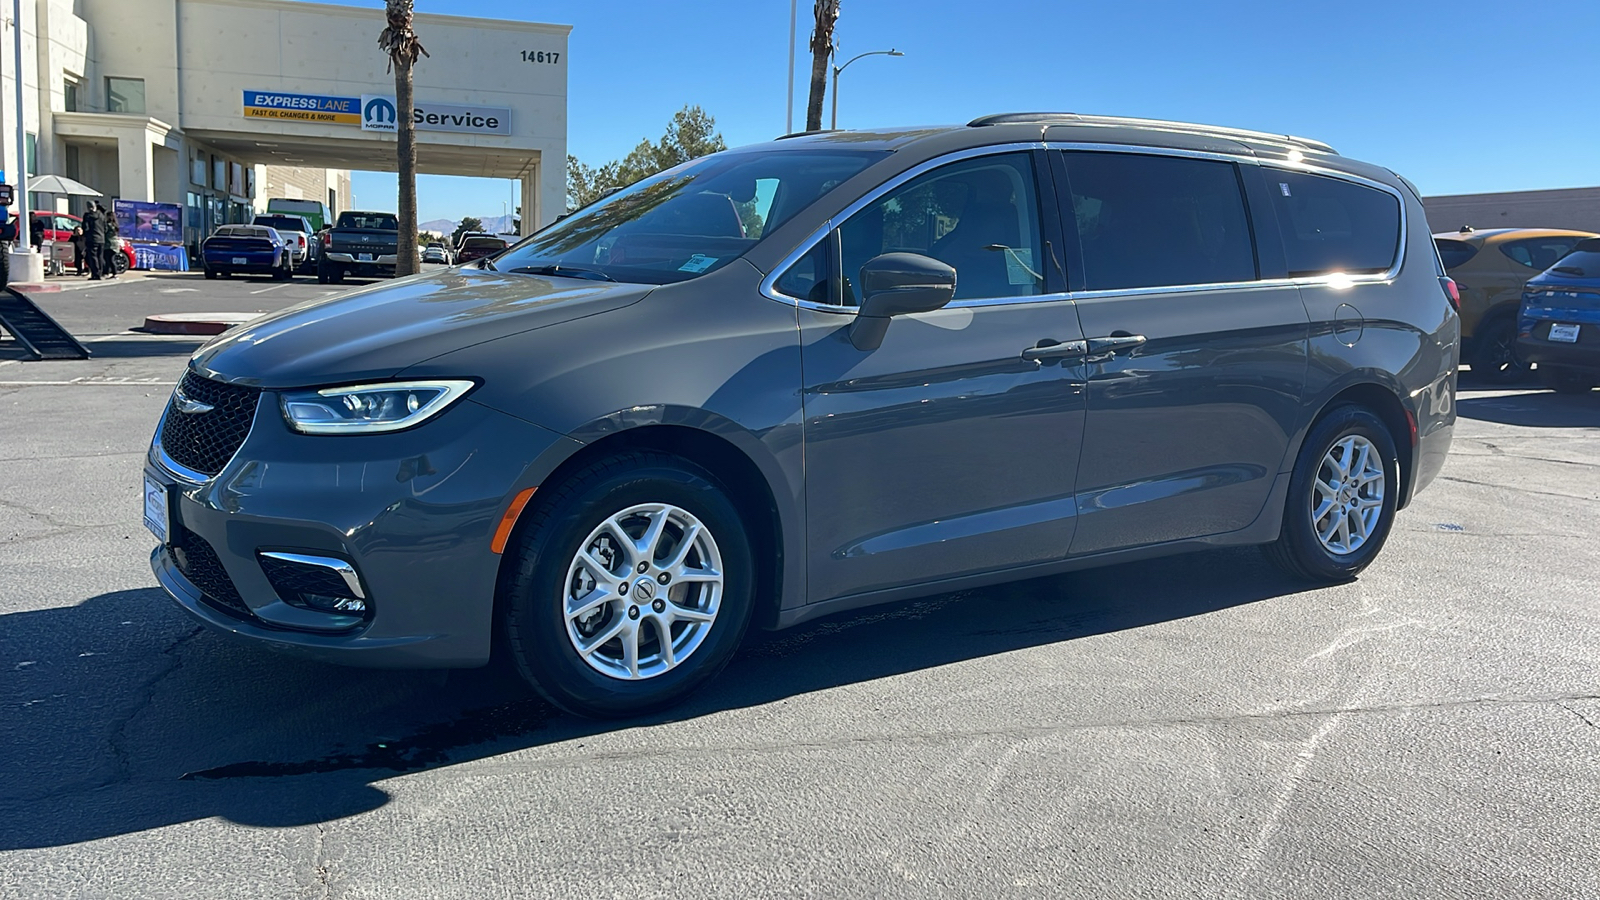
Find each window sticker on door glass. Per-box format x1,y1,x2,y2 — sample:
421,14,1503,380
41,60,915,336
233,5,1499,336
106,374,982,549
678,253,718,273
1004,247,1040,285
1279,182,1292,197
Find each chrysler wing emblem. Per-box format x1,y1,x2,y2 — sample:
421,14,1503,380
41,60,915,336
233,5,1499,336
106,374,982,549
174,386,213,415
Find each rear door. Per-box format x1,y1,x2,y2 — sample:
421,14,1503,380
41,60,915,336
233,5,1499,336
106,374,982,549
1055,147,1309,556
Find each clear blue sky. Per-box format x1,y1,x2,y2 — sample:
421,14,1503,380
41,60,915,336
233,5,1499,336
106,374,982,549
308,0,1600,223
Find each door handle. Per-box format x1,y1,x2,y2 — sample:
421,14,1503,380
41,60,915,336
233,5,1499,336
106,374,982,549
1021,339,1088,362
1086,333,1147,360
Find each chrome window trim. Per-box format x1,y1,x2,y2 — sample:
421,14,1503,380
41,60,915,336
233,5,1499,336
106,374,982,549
760,142,1052,312
258,551,368,600
761,140,1409,314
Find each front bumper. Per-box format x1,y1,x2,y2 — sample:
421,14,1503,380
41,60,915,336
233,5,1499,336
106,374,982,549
146,393,580,668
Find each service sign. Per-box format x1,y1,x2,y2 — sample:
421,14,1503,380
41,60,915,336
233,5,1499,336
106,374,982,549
243,91,361,125
361,95,511,135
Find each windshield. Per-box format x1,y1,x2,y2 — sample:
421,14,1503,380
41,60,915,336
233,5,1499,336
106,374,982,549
495,148,885,284
337,212,399,230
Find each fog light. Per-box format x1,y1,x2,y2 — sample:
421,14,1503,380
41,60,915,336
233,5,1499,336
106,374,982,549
299,593,367,614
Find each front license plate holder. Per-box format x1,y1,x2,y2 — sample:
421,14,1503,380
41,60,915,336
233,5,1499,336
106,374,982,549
231,256,247,265
143,475,169,544
1548,323,1580,343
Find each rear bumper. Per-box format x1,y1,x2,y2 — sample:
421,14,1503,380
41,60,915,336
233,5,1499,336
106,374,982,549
204,251,281,272
1517,309,1600,373
325,252,398,265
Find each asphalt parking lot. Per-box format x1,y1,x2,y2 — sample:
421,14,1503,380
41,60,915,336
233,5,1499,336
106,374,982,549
2,273,1598,898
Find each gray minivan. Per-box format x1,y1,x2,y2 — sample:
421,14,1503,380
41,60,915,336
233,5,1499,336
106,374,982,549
145,114,1459,717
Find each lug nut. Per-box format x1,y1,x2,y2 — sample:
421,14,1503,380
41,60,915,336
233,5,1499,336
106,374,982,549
637,562,648,573
657,572,670,584
628,606,640,619
652,599,666,613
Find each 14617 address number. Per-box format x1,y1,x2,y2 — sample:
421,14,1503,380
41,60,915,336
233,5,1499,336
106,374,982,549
521,50,560,64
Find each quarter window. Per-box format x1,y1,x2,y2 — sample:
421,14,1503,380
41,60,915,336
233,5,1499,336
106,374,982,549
1266,170,1400,277
1434,238,1478,270
1499,237,1583,271
835,153,1045,304
773,234,838,305
1064,152,1257,291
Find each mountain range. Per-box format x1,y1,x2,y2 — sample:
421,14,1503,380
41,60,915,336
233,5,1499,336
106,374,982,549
419,214,518,236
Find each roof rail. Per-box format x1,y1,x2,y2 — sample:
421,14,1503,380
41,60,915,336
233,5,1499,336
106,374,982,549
775,128,839,140
967,112,1338,155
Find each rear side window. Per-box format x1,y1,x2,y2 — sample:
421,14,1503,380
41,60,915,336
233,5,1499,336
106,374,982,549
1434,238,1478,270
1064,151,1257,291
1500,236,1583,270
1267,171,1400,277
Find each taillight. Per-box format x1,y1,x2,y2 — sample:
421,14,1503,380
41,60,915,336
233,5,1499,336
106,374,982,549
1441,277,1460,312
320,232,332,248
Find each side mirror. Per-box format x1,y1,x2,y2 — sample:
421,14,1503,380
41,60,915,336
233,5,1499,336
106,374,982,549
848,252,957,350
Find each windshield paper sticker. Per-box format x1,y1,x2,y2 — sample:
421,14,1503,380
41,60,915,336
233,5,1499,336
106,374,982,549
1279,183,1292,196
678,254,718,273
1005,248,1038,285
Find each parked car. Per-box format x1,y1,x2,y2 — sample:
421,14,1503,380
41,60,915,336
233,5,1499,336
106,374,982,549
1517,237,1600,394
252,213,315,274
145,113,1458,718
1433,227,1595,382
31,211,134,273
319,210,399,283
200,224,294,280
454,235,507,264
422,244,449,264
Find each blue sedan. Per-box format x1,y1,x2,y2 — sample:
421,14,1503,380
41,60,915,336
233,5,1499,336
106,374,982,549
1518,237,1600,394
202,225,294,280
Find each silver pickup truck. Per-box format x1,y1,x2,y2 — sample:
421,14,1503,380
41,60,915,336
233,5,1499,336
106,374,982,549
317,210,399,283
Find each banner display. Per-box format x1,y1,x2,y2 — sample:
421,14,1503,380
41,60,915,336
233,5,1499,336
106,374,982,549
361,95,511,135
130,242,190,272
114,200,185,243
243,90,361,125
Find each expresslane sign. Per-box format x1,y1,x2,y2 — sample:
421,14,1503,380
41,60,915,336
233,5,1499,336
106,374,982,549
242,90,361,124
361,95,511,135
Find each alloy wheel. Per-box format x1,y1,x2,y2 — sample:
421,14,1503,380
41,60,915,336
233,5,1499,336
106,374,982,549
1312,434,1385,556
562,502,723,681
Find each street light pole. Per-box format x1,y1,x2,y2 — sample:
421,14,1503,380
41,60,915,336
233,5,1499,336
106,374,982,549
785,0,796,134
12,0,30,240
830,48,903,131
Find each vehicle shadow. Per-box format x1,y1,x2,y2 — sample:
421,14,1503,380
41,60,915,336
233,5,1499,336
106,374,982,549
0,545,1306,851
1457,389,1600,428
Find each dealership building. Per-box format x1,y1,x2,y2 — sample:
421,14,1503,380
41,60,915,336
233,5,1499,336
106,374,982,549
0,0,567,264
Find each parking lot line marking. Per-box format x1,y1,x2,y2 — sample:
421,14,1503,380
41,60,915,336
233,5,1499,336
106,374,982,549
250,284,292,295
0,380,175,386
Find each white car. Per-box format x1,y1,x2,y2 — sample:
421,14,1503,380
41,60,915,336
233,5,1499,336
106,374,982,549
423,245,449,264
252,214,314,272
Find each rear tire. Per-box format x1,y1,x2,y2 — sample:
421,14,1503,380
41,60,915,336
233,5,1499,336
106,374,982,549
1468,313,1529,384
502,452,754,719
1539,365,1597,395
203,267,217,280
1264,406,1400,583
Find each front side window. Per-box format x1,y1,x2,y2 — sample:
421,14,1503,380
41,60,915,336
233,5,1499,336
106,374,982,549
1266,169,1400,277
1500,236,1583,271
496,149,884,285
106,77,146,114
836,152,1045,304
1066,151,1257,291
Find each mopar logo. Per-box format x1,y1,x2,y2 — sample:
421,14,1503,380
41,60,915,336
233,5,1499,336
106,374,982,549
361,95,398,132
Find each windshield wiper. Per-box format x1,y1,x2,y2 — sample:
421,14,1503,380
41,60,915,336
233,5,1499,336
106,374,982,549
509,264,616,282
479,257,498,272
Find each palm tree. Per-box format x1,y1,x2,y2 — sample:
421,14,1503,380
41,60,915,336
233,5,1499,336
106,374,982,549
804,0,839,132
379,2,429,276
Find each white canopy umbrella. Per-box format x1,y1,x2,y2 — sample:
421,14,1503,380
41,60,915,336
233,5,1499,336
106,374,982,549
26,174,103,197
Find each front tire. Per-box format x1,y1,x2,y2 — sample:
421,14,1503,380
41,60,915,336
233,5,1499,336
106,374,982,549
1539,365,1597,395
502,452,754,719
1264,406,1400,583
203,267,217,280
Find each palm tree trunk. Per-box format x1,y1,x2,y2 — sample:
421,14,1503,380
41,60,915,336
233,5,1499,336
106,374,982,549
804,0,838,132
395,54,418,276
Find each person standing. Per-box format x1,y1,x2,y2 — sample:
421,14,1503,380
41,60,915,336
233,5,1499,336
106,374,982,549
70,225,85,275
81,203,104,280
98,203,120,278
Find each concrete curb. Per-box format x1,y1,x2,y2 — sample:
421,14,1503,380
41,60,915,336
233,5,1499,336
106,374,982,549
142,313,263,335
6,283,63,293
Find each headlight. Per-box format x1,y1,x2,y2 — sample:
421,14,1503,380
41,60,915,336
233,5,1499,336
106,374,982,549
280,380,475,434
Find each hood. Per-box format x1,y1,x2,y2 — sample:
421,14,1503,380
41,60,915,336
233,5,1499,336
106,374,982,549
191,267,652,388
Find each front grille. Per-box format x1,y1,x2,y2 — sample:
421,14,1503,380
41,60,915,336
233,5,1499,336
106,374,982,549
172,524,254,621
159,371,260,476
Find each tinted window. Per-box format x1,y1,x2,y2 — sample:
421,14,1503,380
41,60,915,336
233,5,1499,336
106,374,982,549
1434,238,1478,270
1548,240,1600,277
774,234,837,305
497,149,883,285
1065,152,1256,291
1267,171,1400,277
337,212,399,231
837,152,1044,304
1500,236,1583,271
463,237,507,251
